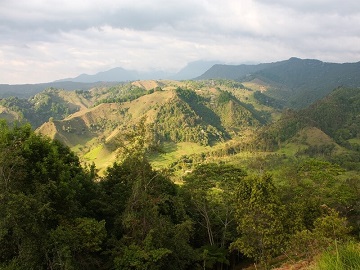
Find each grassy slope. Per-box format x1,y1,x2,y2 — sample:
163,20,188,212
131,80,162,90
35,79,274,174
36,85,177,172
34,80,360,180
0,106,21,122
278,126,344,156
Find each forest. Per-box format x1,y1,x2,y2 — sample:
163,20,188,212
0,118,359,270
0,77,360,269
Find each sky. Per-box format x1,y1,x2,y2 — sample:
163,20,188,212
1,0,360,84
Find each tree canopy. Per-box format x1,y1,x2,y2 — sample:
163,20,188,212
0,121,359,269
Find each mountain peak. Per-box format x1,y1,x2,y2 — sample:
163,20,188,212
288,57,302,61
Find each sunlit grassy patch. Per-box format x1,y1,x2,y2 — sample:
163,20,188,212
149,142,211,169
311,242,360,270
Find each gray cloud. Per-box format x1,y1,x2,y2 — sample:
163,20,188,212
254,0,360,15
0,0,359,83
0,0,204,32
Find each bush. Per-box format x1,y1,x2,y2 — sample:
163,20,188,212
287,208,352,260
311,242,360,270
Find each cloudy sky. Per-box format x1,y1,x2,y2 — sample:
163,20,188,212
1,0,360,84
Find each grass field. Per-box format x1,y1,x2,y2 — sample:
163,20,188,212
349,138,360,144
81,143,118,175
149,142,212,169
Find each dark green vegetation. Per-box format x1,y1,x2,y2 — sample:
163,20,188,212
0,89,79,128
0,120,359,269
0,76,360,269
257,87,360,168
198,57,360,108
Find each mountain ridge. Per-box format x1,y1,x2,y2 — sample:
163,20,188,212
197,57,360,108
0,60,218,98
2,57,359,107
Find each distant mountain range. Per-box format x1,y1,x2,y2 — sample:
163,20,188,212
169,60,221,80
55,60,220,83
1,58,360,107
0,60,219,98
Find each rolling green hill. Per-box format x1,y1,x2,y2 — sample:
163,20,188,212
2,79,359,175
33,80,269,172
0,82,160,128
0,88,92,128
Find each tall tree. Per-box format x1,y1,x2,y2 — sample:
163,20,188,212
231,174,286,269
182,163,247,269
107,118,195,270
0,121,102,269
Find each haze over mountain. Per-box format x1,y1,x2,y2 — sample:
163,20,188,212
55,67,171,83
0,60,217,98
56,67,138,83
169,60,222,80
55,60,219,83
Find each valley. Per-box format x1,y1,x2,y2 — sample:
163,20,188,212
0,58,359,269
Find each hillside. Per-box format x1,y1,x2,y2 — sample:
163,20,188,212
257,87,360,158
0,105,21,123
2,79,360,175
1,81,359,270
35,80,270,172
197,57,360,108
0,82,160,128
0,88,96,128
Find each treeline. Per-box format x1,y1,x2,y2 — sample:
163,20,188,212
0,121,359,269
94,85,162,106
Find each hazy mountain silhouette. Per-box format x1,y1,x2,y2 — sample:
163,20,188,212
56,61,221,83
170,60,222,80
